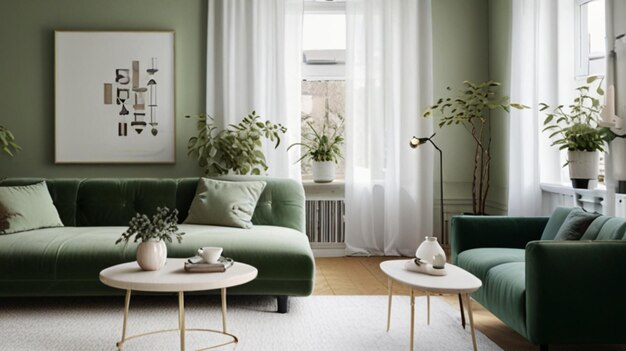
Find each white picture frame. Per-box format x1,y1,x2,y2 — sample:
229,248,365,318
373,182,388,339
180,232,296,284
55,31,175,164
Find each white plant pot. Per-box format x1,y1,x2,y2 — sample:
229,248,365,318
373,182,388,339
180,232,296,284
312,161,335,183
136,239,167,271
415,236,446,264
567,150,598,189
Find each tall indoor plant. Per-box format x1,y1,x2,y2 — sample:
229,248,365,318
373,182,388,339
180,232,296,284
423,80,527,214
541,76,615,189
186,111,286,176
288,114,344,183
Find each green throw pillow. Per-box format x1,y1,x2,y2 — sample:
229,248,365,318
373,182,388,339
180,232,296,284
183,178,266,229
0,182,64,234
553,207,600,241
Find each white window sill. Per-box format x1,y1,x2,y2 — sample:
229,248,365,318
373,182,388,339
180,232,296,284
540,182,606,197
302,179,345,200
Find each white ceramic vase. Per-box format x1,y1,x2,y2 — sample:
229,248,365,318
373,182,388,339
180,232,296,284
415,236,446,264
136,239,167,271
567,150,598,189
312,161,336,183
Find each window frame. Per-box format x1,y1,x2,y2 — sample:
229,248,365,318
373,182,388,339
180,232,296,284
300,1,347,180
302,0,346,81
575,0,606,78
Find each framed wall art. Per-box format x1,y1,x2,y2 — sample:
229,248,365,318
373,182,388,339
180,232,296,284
55,31,175,163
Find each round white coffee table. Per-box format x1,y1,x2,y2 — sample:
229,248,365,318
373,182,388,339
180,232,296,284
380,260,482,351
100,258,257,351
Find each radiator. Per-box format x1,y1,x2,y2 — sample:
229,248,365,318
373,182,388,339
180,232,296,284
305,200,345,243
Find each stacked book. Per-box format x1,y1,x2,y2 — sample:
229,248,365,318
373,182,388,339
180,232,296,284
184,255,234,273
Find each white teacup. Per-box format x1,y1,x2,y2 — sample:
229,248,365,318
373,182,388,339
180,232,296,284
197,247,223,264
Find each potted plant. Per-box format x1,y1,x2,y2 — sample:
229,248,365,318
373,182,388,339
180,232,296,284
186,111,287,176
423,81,528,214
541,76,616,189
116,207,184,271
0,125,20,157
288,114,344,183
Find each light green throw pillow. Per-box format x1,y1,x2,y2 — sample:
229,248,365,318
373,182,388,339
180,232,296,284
0,182,64,234
184,178,266,229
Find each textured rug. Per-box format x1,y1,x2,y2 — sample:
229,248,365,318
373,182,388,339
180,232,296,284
0,295,502,351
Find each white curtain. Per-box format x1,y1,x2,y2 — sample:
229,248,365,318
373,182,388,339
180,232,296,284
508,0,575,216
344,0,433,256
206,0,303,179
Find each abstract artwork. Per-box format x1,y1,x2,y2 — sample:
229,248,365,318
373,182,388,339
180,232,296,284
55,31,175,163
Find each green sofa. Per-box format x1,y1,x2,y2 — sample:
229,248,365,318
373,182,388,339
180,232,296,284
451,207,626,350
0,176,315,313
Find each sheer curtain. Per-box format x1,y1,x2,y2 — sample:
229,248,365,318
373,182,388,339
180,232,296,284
507,0,575,216
206,0,303,179
344,0,433,256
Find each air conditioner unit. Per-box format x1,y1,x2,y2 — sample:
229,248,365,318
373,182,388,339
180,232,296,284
303,50,346,64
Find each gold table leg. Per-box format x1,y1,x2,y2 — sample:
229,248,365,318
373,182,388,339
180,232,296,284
178,291,186,351
386,278,393,332
463,293,478,351
113,289,237,351
426,292,431,326
221,288,228,333
116,289,132,349
410,289,415,351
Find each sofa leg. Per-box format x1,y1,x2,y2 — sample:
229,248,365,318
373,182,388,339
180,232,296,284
277,295,289,313
540,344,549,351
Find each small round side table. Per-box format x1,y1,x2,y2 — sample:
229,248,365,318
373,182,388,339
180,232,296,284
100,258,257,351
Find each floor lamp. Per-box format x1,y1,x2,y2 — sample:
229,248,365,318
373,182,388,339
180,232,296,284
409,133,444,242
410,134,466,328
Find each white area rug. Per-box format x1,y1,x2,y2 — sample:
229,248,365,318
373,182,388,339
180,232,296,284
0,295,502,351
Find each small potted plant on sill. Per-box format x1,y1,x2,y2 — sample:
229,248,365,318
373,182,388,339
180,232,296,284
116,207,184,271
288,114,344,183
541,76,616,189
186,111,287,176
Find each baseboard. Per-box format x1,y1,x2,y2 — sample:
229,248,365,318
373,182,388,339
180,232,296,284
310,242,346,257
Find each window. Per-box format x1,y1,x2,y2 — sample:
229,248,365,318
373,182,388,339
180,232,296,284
300,0,346,180
576,0,606,77
572,0,607,184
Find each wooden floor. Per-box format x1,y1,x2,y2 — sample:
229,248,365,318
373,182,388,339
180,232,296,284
314,257,626,351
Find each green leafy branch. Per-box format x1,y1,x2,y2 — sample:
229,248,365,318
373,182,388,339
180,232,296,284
0,126,21,157
288,114,344,163
116,207,184,245
186,111,287,176
541,76,615,158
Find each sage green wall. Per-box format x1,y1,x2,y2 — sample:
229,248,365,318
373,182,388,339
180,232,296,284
0,0,488,202
432,0,490,209
0,0,206,178
487,0,513,213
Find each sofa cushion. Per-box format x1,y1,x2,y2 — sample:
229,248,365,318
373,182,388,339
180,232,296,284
580,216,611,240
184,178,266,229
0,225,314,293
540,207,574,240
481,262,527,339
0,182,64,234
553,208,600,240
457,248,525,284
596,217,626,240
76,179,178,226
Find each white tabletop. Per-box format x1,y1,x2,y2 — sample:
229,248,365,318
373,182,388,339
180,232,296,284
380,260,482,294
100,259,258,292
